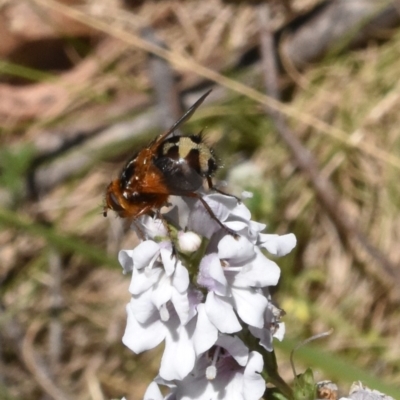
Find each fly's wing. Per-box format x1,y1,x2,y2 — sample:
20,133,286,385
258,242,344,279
150,89,212,150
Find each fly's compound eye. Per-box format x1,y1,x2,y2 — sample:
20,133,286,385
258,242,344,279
107,191,124,212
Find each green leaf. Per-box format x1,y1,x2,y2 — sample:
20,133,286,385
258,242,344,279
293,368,316,400
276,338,399,399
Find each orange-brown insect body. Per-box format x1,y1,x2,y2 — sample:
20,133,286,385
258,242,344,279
104,91,220,221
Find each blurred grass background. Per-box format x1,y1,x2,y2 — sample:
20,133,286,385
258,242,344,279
1,0,400,399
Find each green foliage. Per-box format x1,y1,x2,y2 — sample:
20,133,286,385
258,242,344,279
0,144,35,205
276,339,400,399
0,60,55,83
293,368,316,400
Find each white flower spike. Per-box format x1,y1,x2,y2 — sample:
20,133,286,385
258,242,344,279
118,193,296,399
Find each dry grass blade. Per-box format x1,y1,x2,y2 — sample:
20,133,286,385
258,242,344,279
22,320,71,400
256,2,399,300
32,0,400,171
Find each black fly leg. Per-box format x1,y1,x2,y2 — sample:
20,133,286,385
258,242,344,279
187,192,239,239
206,176,241,203
132,219,146,240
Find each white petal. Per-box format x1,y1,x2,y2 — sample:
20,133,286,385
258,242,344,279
164,195,191,229
136,215,167,239
249,221,266,234
188,197,231,238
173,367,214,400
118,250,134,273
129,266,162,295
231,288,268,329
129,291,157,324
198,253,228,295
171,289,190,325
187,289,203,322
273,322,285,341
259,233,296,257
215,364,244,400
229,201,251,221
202,196,232,221
172,262,189,293
193,304,218,355
218,235,255,265
151,274,172,309
243,352,266,400
201,253,228,289
123,303,165,353
205,292,241,333
232,249,281,288
216,335,249,366
160,322,196,381
160,248,176,276
143,382,164,400
224,220,248,231
154,374,177,389
248,325,273,351
130,241,160,269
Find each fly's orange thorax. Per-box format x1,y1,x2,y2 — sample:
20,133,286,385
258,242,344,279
104,179,169,219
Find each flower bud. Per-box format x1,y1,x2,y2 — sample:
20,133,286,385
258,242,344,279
178,231,202,253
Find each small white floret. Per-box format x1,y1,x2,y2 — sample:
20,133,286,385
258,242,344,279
178,231,201,253
206,365,217,380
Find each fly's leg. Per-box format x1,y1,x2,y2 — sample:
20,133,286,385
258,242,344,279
186,192,239,239
206,176,241,203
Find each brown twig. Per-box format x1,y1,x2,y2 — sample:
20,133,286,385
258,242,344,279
256,3,400,300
